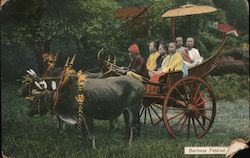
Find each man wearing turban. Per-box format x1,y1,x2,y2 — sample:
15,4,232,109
120,43,149,80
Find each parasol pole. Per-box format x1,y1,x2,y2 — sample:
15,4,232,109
171,17,176,41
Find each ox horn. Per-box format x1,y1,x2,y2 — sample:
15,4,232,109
51,81,57,90
107,55,111,62
113,56,117,64
31,89,41,95
26,70,33,76
29,69,36,76
64,57,70,67
39,80,47,89
35,81,43,90
54,53,59,61
70,53,76,66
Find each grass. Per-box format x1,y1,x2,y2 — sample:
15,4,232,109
2,83,250,158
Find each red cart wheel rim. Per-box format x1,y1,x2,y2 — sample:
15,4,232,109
162,76,216,139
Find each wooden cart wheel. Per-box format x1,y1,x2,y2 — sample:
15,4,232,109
162,76,216,139
140,103,162,126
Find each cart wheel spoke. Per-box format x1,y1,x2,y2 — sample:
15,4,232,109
139,107,145,118
182,80,190,101
141,103,163,126
148,107,154,125
187,116,191,138
195,98,212,108
167,111,185,121
194,91,206,105
196,108,213,111
172,113,186,129
192,117,197,137
149,106,161,121
202,117,206,127
177,114,188,136
196,111,211,121
192,83,202,102
169,97,186,107
174,87,188,105
152,103,162,110
194,117,205,130
168,106,186,110
144,107,147,125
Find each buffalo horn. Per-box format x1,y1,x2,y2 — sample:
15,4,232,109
54,53,59,61
65,57,70,67
39,80,47,89
26,70,33,76
35,81,43,90
51,81,57,90
29,69,36,75
70,53,76,65
31,89,41,95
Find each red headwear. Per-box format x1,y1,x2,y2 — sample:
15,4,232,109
128,43,140,54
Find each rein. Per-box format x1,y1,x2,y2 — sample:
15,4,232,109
104,60,151,82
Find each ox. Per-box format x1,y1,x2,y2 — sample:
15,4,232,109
17,68,119,131
25,74,144,149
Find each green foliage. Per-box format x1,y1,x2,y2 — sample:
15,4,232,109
207,74,249,100
146,0,173,41
198,32,222,57
213,0,249,33
1,0,249,78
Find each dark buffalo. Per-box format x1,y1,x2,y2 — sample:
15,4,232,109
27,75,144,149
17,68,119,131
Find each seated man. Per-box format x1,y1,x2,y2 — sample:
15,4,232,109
149,42,168,77
156,41,169,70
146,40,160,74
150,42,183,81
176,36,185,53
182,37,203,68
120,43,149,80
176,36,188,76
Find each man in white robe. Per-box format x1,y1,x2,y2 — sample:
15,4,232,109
183,37,203,68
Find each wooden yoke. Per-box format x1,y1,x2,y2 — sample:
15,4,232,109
53,54,76,108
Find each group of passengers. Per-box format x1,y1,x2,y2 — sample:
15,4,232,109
121,36,204,81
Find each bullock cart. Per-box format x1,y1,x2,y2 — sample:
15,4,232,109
96,36,229,139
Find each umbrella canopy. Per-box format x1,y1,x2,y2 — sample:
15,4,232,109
162,4,217,17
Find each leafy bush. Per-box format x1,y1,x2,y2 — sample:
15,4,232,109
206,74,249,100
